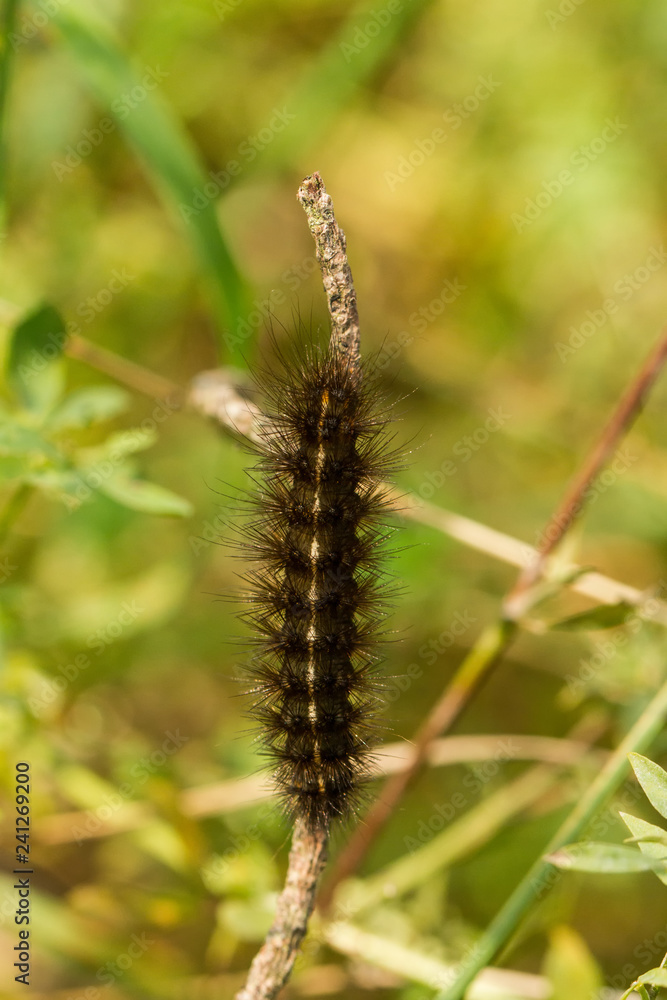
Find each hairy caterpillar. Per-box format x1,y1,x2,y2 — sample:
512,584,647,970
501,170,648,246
239,334,398,830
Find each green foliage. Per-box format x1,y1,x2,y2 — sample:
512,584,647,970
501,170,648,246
549,601,636,631
628,752,667,822
8,303,67,411
0,305,192,516
548,842,664,875
549,755,667,884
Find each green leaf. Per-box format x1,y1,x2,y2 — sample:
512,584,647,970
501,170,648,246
99,476,193,517
47,385,130,431
624,833,667,848
629,753,667,820
550,602,634,631
620,812,667,887
637,970,667,988
23,467,91,508
7,304,67,412
547,842,659,874
76,427,157,469
0,418,58,459
53,8,249,363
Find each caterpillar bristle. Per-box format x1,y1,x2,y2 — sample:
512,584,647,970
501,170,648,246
236,334,400,830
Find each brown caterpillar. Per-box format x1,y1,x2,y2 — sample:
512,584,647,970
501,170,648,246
238,336,399,830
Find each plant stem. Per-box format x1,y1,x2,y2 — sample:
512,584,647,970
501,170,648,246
506,326,667,615
235,819,328,1000
297,171,360,371
236,172,360,1000
435,676,667,1000
66,334,183,403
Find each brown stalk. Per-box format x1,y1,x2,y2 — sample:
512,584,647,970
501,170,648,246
505,326,667,616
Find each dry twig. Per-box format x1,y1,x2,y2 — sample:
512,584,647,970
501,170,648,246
35,733,607,846
234,173,361,1000
297,171,360,369
505,325,667,616
235,819,328,1000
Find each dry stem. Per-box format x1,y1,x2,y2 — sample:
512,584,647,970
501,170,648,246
235,173,360,999
235,819,328,1000
505,325,667,614
297,171,360,370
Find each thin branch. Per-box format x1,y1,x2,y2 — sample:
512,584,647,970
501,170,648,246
235,173,360,1000
506,325,667,615
65,333,183,403
401,493,667,625
35,733,608,846
325,923,550,999
188,367,263,443
297,171,360,370
342,715,606,920
56,319,667,625
235,818,328,1000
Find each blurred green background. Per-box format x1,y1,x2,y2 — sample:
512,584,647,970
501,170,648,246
2,0,667,997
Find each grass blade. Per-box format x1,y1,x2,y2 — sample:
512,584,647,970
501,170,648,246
53,8,250,363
